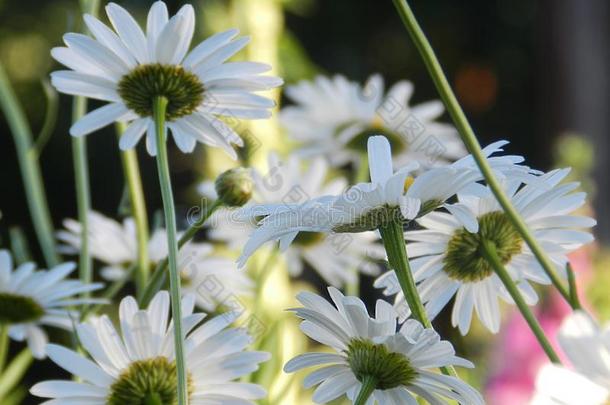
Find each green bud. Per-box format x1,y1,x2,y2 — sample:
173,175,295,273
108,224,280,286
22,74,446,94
215,168,253,207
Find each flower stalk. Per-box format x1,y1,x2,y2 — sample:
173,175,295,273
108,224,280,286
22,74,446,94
72,98,92,303
140,199,222,307
71,0,100,304
0,63,59,267
116,122,149,300
354,375,376,405
378,218,457,377
152,96,188,404
391,0,575,308
480,239,561,364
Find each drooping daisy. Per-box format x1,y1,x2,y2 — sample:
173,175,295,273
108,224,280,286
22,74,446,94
51,1,282,157
200,153,386,287
0,250,103,358
530,311,610,404
58,211,253,310
375,170,596,333
284,287,483,404
281,74,465,168
238,136,535,267
31,291,270,404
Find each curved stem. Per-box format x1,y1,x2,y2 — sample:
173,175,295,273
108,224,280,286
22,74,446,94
0,63,59,267
480,240,561,364
116,122,150,300
152,96,188,404
354,375,376,405
566,262,582,309
139,199,222,307
378,219,457,377
391,0,575,308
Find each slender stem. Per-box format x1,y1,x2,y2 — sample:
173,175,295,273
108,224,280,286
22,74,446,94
391,0,574,307
0,63,59,267
480,240,561,364
152,96,188,405
354,375,377,405
72,99,92,304
0,348,33,400
0,325,8,372
71,0,99,304
378,218,457,377
116,122,150,300
140,199,222,307
566,262,582,310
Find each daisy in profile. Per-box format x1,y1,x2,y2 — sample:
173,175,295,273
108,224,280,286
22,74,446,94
375,170,595,333
531,311,610,404
284,287,483,404
0,250,103,358
58,211,253,310
50,1,282,156
200,153,385,287
238,136,534,266
281,74,465,167
31,291,269,404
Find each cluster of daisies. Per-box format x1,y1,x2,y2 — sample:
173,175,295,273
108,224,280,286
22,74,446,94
0,1,602,404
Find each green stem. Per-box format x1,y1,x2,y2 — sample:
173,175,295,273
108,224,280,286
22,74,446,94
116,122,150,300
378,218,457,377
480,240,561,364
140,199,222,307
0,63,59,267
71,0,99,305
566,262,582,310
72,99,92,304
354,375,377,405
392,0,575,308
0,348,33,401
152,96,188,405
0,325,8,372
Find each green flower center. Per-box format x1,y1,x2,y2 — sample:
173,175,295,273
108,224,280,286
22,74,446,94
117,64,204,121
343,124,407,155
346,338,417,390
443,211,522,282
0,292,44,324
107,357,193,405
333,205,402,233
292,231,325,247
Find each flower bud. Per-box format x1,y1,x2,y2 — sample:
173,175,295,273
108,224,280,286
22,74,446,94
215,168,253,207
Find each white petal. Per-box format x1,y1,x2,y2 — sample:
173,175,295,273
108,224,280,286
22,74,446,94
146,1,169,60
118,118,149,149
367,136,393,184
45,344,113,387
183,28,240,69
62,33,129,80
83,14,137,67
106,2,149,64
69,103,129,137
51,71,119,102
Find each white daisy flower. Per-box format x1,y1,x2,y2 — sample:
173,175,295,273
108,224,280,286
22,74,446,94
31,291,270,404
50,1,282,157
531,311,610,404
0,250,103,358
375,170,596,333
280,74,465,168
58,211,253,311
200,153,385,287
238,135,534,267
284,287,483,404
